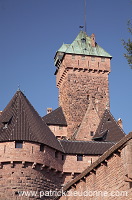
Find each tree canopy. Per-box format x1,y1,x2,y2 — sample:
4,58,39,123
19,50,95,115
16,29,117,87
122,20,132,68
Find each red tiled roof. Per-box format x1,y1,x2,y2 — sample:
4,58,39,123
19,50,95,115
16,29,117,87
0,90,63,152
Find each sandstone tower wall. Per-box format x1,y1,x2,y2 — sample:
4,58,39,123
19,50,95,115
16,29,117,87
56,54,110,136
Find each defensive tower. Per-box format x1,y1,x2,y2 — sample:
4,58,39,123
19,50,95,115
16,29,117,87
54,31,112,138
0,90,64,199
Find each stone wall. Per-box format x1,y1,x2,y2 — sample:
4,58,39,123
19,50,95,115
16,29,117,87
63,154,99,173
56,54,110,137
0,162,64,200
0,141,64,199
59,70,109,137
48,125,67,138
0,141,63,171
59,136,132,200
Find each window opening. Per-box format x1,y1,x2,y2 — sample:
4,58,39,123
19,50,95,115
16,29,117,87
40,144,45,152
77,154,83,161
15,141,23,148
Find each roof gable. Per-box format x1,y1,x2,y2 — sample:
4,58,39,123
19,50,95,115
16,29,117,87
0,90,63,152
93,109,126,142
42,107,67,126
73,99,100,141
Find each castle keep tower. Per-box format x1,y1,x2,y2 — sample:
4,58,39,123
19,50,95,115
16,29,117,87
54,31,112,138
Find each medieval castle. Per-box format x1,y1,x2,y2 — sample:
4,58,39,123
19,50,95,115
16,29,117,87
0,31,131,199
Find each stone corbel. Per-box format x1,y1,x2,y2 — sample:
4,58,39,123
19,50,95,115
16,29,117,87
40,164,45,171
22,161,25,168
122,140,132,181
11,161,14,168
0,162,2,169
124,175,132,182
32,162,37,169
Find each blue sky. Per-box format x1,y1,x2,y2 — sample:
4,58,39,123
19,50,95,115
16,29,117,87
0,0,132,134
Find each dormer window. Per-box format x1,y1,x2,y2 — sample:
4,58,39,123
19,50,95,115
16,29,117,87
81,38,86,43
15,141,23,148
107,118,111,122
3,123,8,129
2,116,12,129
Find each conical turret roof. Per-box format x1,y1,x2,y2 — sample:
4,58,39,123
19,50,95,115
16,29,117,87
0,90,63,152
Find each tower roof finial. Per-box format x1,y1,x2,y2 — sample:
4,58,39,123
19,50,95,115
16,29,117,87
17,84,20,91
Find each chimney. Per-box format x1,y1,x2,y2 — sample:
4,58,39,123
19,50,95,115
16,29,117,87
90,33,96,47
117,118,123,129
47,108,52,114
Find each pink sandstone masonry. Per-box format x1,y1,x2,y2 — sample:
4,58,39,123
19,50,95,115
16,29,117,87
59,137,132,200
48,125,67,138
63,154,99,173
0,141,64,199
56,54,110,137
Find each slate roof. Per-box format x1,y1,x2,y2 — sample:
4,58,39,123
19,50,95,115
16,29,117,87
0,90,63,152
42,107,67,126
60,140,114,155
54,31,112,66
93,109,126,142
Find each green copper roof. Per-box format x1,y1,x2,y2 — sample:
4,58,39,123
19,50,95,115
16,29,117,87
57,31,112,58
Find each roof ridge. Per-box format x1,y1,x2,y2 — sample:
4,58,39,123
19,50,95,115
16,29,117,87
60,140,115,144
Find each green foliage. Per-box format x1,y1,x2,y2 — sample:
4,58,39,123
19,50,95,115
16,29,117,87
122,20,132,68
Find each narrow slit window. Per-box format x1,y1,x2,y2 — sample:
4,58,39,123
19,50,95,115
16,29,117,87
55,151,59,158
62,154,65,160
90,131,94,136
40,144,45,152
